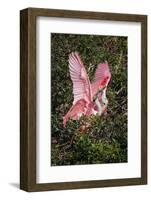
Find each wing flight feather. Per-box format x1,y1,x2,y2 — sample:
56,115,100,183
69,52,92,104
91,62,111,98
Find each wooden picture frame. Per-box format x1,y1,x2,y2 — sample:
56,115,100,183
20,7,147,192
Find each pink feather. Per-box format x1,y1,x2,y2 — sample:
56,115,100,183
69,52,92,104
91,62,111,98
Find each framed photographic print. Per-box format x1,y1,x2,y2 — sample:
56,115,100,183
20,8,147,191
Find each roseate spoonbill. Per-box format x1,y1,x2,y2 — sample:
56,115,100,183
63,52,111,127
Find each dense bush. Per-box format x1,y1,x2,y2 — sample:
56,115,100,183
51,33,127,166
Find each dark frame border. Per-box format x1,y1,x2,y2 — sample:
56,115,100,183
20,7,147,192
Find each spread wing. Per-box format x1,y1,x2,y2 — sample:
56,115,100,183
91,62,111,98
69,52,92,104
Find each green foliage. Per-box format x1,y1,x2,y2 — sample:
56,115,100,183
51,33,127,166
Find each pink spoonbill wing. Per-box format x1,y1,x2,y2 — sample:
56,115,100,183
69,52,92,104
91,62,111,98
